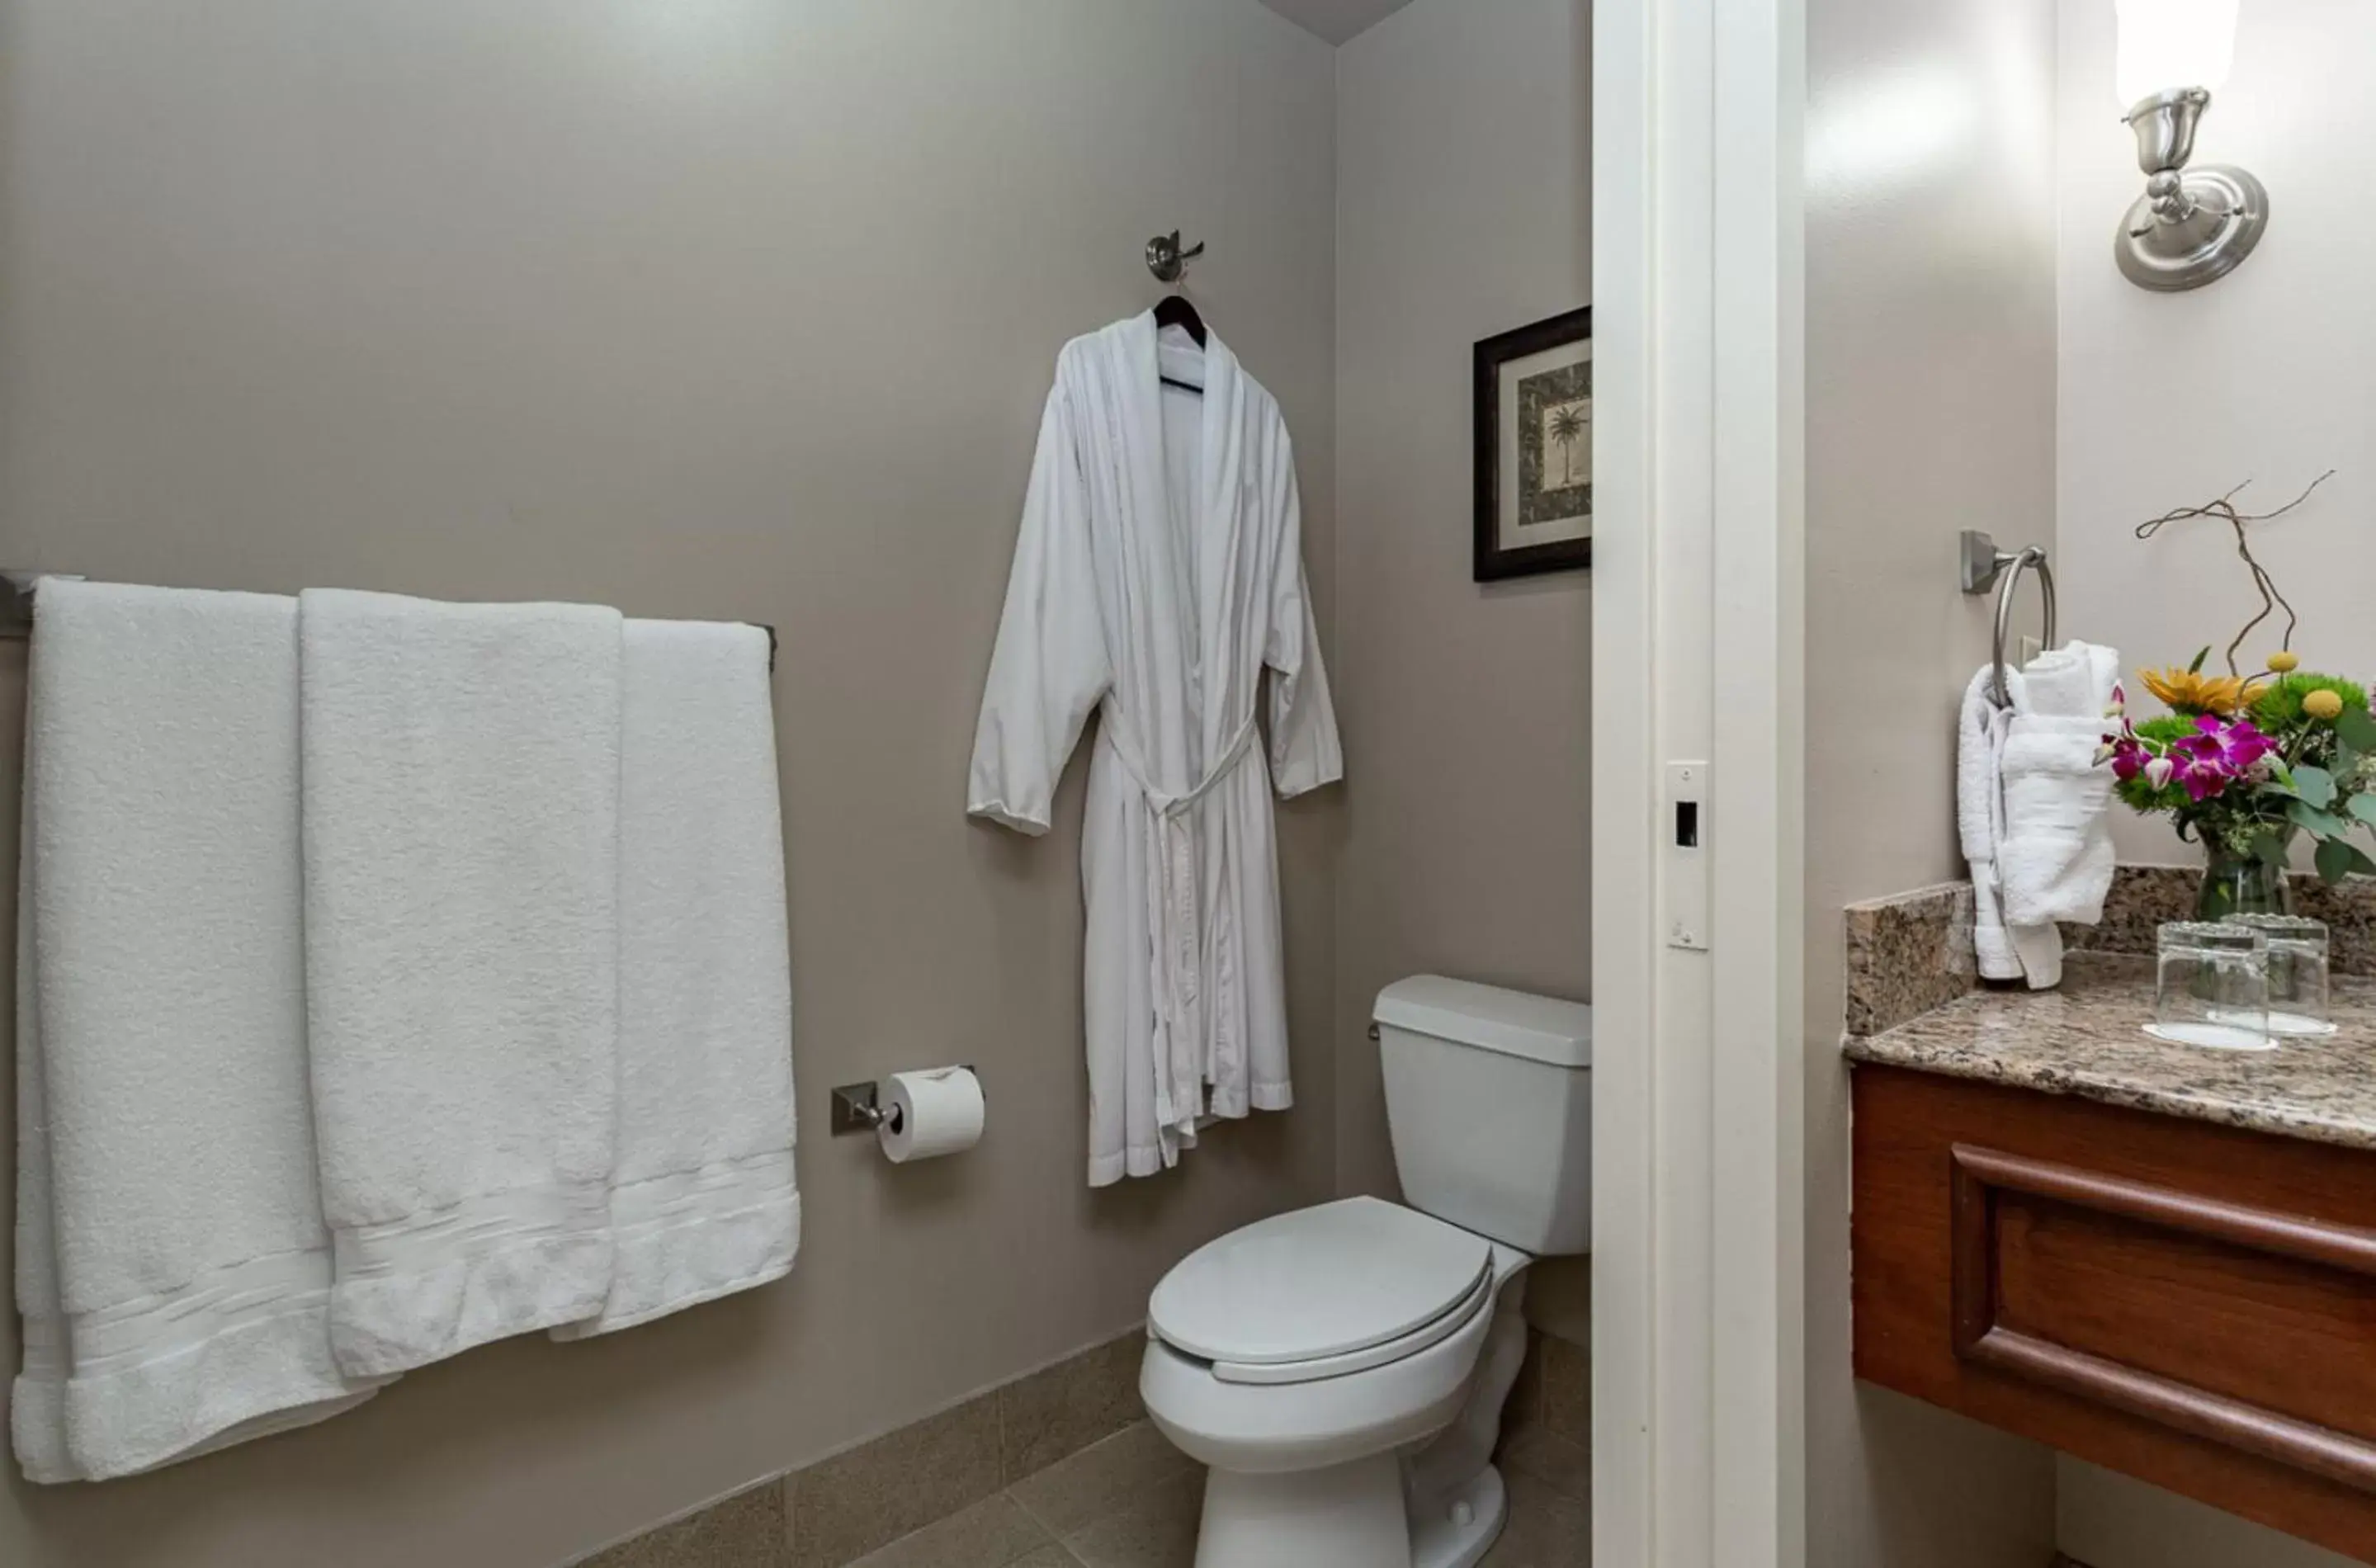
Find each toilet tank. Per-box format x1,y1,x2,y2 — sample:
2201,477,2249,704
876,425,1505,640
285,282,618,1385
1375,976,1591,1256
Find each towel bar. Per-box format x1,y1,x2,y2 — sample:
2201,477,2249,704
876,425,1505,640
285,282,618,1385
1959,531,2057,709
0,569,777,673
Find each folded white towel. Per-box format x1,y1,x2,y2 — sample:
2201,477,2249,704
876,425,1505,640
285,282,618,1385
1959,664,2063,989
2000,716,2119,930
555,620,798,1339
2018,640,2122,721
16,807,74,1485
299,588,623,1377
1998,640,2120,937
16,582,380,1484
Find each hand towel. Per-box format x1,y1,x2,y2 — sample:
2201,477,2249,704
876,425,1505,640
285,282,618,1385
15,582,380,1484
1959,664,2063,988
2019,640,2121,722
2000,641,2121,933
554,620,797,1339
300,588,623,1377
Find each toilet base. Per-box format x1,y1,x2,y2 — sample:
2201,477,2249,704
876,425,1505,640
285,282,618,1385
1189,1457,1509,1568
1409,1462,1508,1568
1194,1454,1410,1567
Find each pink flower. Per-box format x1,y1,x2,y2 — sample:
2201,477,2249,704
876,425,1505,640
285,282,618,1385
2108,738,2147,782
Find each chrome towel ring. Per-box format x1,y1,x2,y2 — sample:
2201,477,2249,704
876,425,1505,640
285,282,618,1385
1958,530,2057,710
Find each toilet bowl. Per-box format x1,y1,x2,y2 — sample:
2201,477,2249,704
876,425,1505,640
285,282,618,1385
1139,977,1593,1568
1140,1198,1532,1568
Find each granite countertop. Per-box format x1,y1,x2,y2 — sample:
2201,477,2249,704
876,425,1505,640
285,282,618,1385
1845,956,2376,1152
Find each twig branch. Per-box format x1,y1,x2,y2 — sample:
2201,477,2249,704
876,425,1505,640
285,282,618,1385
2134,470,2336,675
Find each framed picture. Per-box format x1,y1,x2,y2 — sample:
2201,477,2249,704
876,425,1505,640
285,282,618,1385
1473,305,1593,582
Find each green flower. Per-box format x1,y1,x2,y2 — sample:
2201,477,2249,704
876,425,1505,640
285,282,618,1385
2251,672,2369,731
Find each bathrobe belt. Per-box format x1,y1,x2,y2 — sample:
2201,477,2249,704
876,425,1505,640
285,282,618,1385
1100,713,1259,1139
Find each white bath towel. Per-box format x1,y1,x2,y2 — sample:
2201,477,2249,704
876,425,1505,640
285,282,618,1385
554,620,798,1339
300,588,623,1377
15,582,380,1484
1959,664,2063,989
2019,640,2122,723
17,788,74,1485
2000,641,2121,933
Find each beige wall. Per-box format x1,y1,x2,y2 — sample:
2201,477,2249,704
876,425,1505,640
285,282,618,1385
0,4,1340,1566
2057,1458,2357,1568
2057,0,2376,871
1331,0,1592,1240
1802,0,2062,1560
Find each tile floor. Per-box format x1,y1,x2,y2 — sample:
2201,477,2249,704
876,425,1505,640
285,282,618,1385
836,1419,1591,1568
579,1325,1590,1568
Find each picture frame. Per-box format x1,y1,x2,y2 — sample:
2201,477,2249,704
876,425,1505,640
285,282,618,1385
1473,305,1594,582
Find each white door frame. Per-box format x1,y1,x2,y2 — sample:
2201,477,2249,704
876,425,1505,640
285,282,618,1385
1590,0,1806,1562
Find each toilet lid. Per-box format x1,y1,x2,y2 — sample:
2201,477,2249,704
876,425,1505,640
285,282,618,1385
1147,1196,1493,1367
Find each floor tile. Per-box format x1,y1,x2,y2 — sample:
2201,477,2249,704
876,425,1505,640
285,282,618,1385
1480,1470,1590,1568
574,1481,786,1568
1060,1467,1206,1568
842,1493,1054,1568
1501,1426,1590,1504
1009,1422,1196,1537
1539,1333,1591,1443
1006,1550,1082,1568
786,1396,1004,1568
999,1332,1148,1482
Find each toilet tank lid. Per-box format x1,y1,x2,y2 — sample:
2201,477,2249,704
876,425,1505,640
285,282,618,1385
1373,976,1592,1069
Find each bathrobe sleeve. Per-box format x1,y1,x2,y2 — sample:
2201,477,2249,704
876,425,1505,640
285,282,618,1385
967,378,1113,835
1261,432,1343,798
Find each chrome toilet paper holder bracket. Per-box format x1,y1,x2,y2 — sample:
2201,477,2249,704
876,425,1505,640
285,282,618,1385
829,1068,979,1137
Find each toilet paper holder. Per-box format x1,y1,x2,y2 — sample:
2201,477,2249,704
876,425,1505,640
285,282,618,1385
829,1069,979,1137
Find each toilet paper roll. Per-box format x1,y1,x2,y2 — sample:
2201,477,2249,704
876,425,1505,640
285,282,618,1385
878,1067,985,1163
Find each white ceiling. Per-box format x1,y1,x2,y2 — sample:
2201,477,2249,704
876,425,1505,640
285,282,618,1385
1258,0,1421,45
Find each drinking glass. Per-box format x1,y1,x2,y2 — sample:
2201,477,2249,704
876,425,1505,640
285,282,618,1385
2150,921,2271,1051
2231,913,2334,1037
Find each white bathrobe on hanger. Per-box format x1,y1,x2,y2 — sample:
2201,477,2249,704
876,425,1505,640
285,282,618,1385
970,312,1342,1186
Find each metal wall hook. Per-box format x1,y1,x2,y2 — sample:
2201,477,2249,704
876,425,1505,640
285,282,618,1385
1959,531,2057,709
1145,230,1205,286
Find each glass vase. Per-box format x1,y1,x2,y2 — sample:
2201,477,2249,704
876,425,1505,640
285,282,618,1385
2195,845,2295,922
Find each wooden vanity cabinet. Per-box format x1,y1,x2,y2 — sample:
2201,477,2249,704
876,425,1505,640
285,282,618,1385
1853,1062,2376,1561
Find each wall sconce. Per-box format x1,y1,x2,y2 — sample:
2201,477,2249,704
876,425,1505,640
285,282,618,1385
2114,0,2267,291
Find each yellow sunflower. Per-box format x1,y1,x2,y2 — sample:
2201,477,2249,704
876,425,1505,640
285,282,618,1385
2139,666,2246,715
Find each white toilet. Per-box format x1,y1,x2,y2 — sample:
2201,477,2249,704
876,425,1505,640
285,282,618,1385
1140,976,1591,1568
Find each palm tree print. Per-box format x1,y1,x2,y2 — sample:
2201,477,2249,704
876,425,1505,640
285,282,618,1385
1547,402,1588,487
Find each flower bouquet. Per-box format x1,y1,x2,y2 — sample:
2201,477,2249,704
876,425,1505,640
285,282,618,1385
2097,473,2376,919
2101,654,2376,919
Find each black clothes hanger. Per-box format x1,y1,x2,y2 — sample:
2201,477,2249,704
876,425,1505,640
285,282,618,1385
1152,291,1207,349
1152,294,1207,395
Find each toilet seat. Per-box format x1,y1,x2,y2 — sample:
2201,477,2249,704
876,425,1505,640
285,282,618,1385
1207,1263,1495,1386
1147,1197,1494,1386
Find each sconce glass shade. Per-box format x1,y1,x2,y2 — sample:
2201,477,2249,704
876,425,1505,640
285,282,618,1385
2115,0,2240,106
